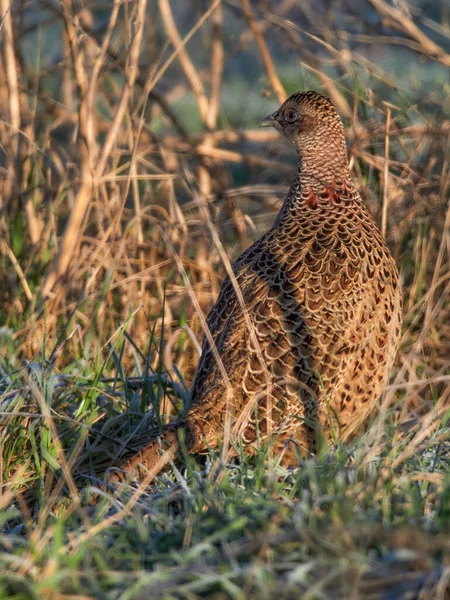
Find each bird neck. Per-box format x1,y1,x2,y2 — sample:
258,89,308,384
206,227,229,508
274,160,357,225
295,138,350,194
274,128,357,224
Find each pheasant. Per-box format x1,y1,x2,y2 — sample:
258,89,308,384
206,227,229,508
114,90,402,480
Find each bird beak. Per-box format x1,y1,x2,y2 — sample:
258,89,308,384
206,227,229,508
259,113,278,128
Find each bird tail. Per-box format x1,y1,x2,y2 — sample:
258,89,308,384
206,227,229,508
110,428,180,484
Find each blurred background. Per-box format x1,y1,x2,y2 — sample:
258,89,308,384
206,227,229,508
0,0,449,409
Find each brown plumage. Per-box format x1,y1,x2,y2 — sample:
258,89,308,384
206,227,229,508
114,90,402,480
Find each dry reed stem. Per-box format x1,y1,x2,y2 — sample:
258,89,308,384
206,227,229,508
159,0,216,236
61,0,93,170
0,0,20,158
159,0,210,123
86,0,121,155
0,239,32,301
207,1,224,131
95,0,147,177
198,0,224,205
369,214,450,460
43,0,221,296
381,106,391,237
422,194,450,334
369,0,450,67
61,19,73,110
241,0,286,104
0,0,44,246
43,182,93,296
42,0,96,296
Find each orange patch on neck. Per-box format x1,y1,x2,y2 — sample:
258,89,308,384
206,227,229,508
305,187,317,210
322,180,340,205
342,178,351,194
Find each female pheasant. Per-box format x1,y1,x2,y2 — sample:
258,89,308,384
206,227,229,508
115,90,402,479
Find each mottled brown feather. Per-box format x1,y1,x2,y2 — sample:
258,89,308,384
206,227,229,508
114,90,402,479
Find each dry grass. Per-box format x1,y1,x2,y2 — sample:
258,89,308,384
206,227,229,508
0,1,449,598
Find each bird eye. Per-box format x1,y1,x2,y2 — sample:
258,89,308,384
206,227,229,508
284,109,298,123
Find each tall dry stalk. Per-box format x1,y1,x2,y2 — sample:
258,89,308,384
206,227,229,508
43,0,147,296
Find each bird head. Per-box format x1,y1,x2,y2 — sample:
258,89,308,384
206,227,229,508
260,90,344,142
260,90,349,184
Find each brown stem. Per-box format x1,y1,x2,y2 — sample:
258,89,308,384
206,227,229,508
159,0,210,122
96,0,148,178
240,0,286,103
369,0,450,67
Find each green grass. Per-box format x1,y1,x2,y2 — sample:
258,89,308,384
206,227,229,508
0,340,448,600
